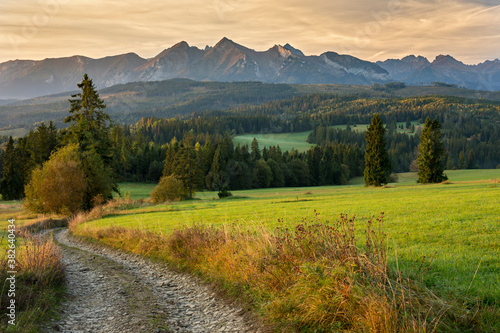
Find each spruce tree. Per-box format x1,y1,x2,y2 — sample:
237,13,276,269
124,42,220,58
364,114,392,186
173,140,204,198
163,138,179,177
64,74,118,205
250,137,261,161
417,117,448,183
0,137,24,200
64,74,113,166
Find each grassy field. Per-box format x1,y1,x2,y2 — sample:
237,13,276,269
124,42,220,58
232,121,421,152
332,120,421,135
114,182,157,201
232,131,314,152
0,127,27,138
77,169,500,305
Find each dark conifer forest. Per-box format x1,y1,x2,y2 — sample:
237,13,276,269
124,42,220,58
2,84,500,200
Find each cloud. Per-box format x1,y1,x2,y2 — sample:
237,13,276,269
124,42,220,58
0,0,498,64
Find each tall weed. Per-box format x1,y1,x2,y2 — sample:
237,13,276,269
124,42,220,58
73,212,491,332
0,230,65,331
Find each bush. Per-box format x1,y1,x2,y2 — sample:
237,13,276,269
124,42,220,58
24,145,87,214
150,175,189,203
217,186,233,198
388,172,399,183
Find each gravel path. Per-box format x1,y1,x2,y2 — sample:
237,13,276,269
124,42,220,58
46,229,261,333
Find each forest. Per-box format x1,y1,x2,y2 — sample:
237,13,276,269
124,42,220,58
1,89,500,201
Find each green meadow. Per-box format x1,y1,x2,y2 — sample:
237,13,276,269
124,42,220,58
232,131,314,152
232,121,421,153
78,169,500,303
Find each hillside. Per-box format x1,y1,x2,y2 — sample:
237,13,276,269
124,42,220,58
0,79,299,131
2,78,500,135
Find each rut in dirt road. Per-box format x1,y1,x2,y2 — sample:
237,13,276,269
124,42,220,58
46,229,261,333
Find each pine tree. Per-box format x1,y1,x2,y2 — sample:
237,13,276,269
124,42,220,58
64,74,113,166
251,137,261,161
163,138,179,177
64,74,118,205
364,114,392,186
0,137,24,200
417,117,448,183
173,140,204,198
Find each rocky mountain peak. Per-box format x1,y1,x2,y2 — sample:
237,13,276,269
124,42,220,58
283,44,305,56
268,45,292,58
401,55,430,64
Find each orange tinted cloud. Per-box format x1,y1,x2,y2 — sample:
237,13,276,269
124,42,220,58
0,0,498,64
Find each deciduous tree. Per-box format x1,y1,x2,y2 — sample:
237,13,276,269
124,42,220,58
24,144,87,214
150,175,189,203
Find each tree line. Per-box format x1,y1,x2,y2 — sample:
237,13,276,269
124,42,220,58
1,74,498,209
160,133,363,195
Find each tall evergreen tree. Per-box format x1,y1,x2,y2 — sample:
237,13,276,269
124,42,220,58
0,137,24,200
163,138,179,177
64,74,118,204
417,117,448,183
364,114,392,186
64,74,113,166
250,137,261,161
173,137,204,198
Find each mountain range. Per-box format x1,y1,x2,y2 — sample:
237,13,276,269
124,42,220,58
1,37,499,99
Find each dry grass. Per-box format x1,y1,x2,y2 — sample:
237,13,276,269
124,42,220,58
72,211,487,332
0,230,65,331
68,196,143,233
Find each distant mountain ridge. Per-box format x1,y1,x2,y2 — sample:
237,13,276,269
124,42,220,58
1,37,499,99
377,55,500,91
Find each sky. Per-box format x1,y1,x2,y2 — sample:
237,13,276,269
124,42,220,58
0,0,498,65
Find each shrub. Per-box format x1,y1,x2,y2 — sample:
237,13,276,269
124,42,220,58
389,172,399,183
150,175,189,203
24,145,87,214
217,186,233,198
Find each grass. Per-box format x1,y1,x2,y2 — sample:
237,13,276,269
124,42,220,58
0,127,27,138
74,214,491,331
0,230,65,332
0,203,66,332
332,121,421,135
232,131,315,152
232,121,422,153
115,182,157,200
71,169,500,331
